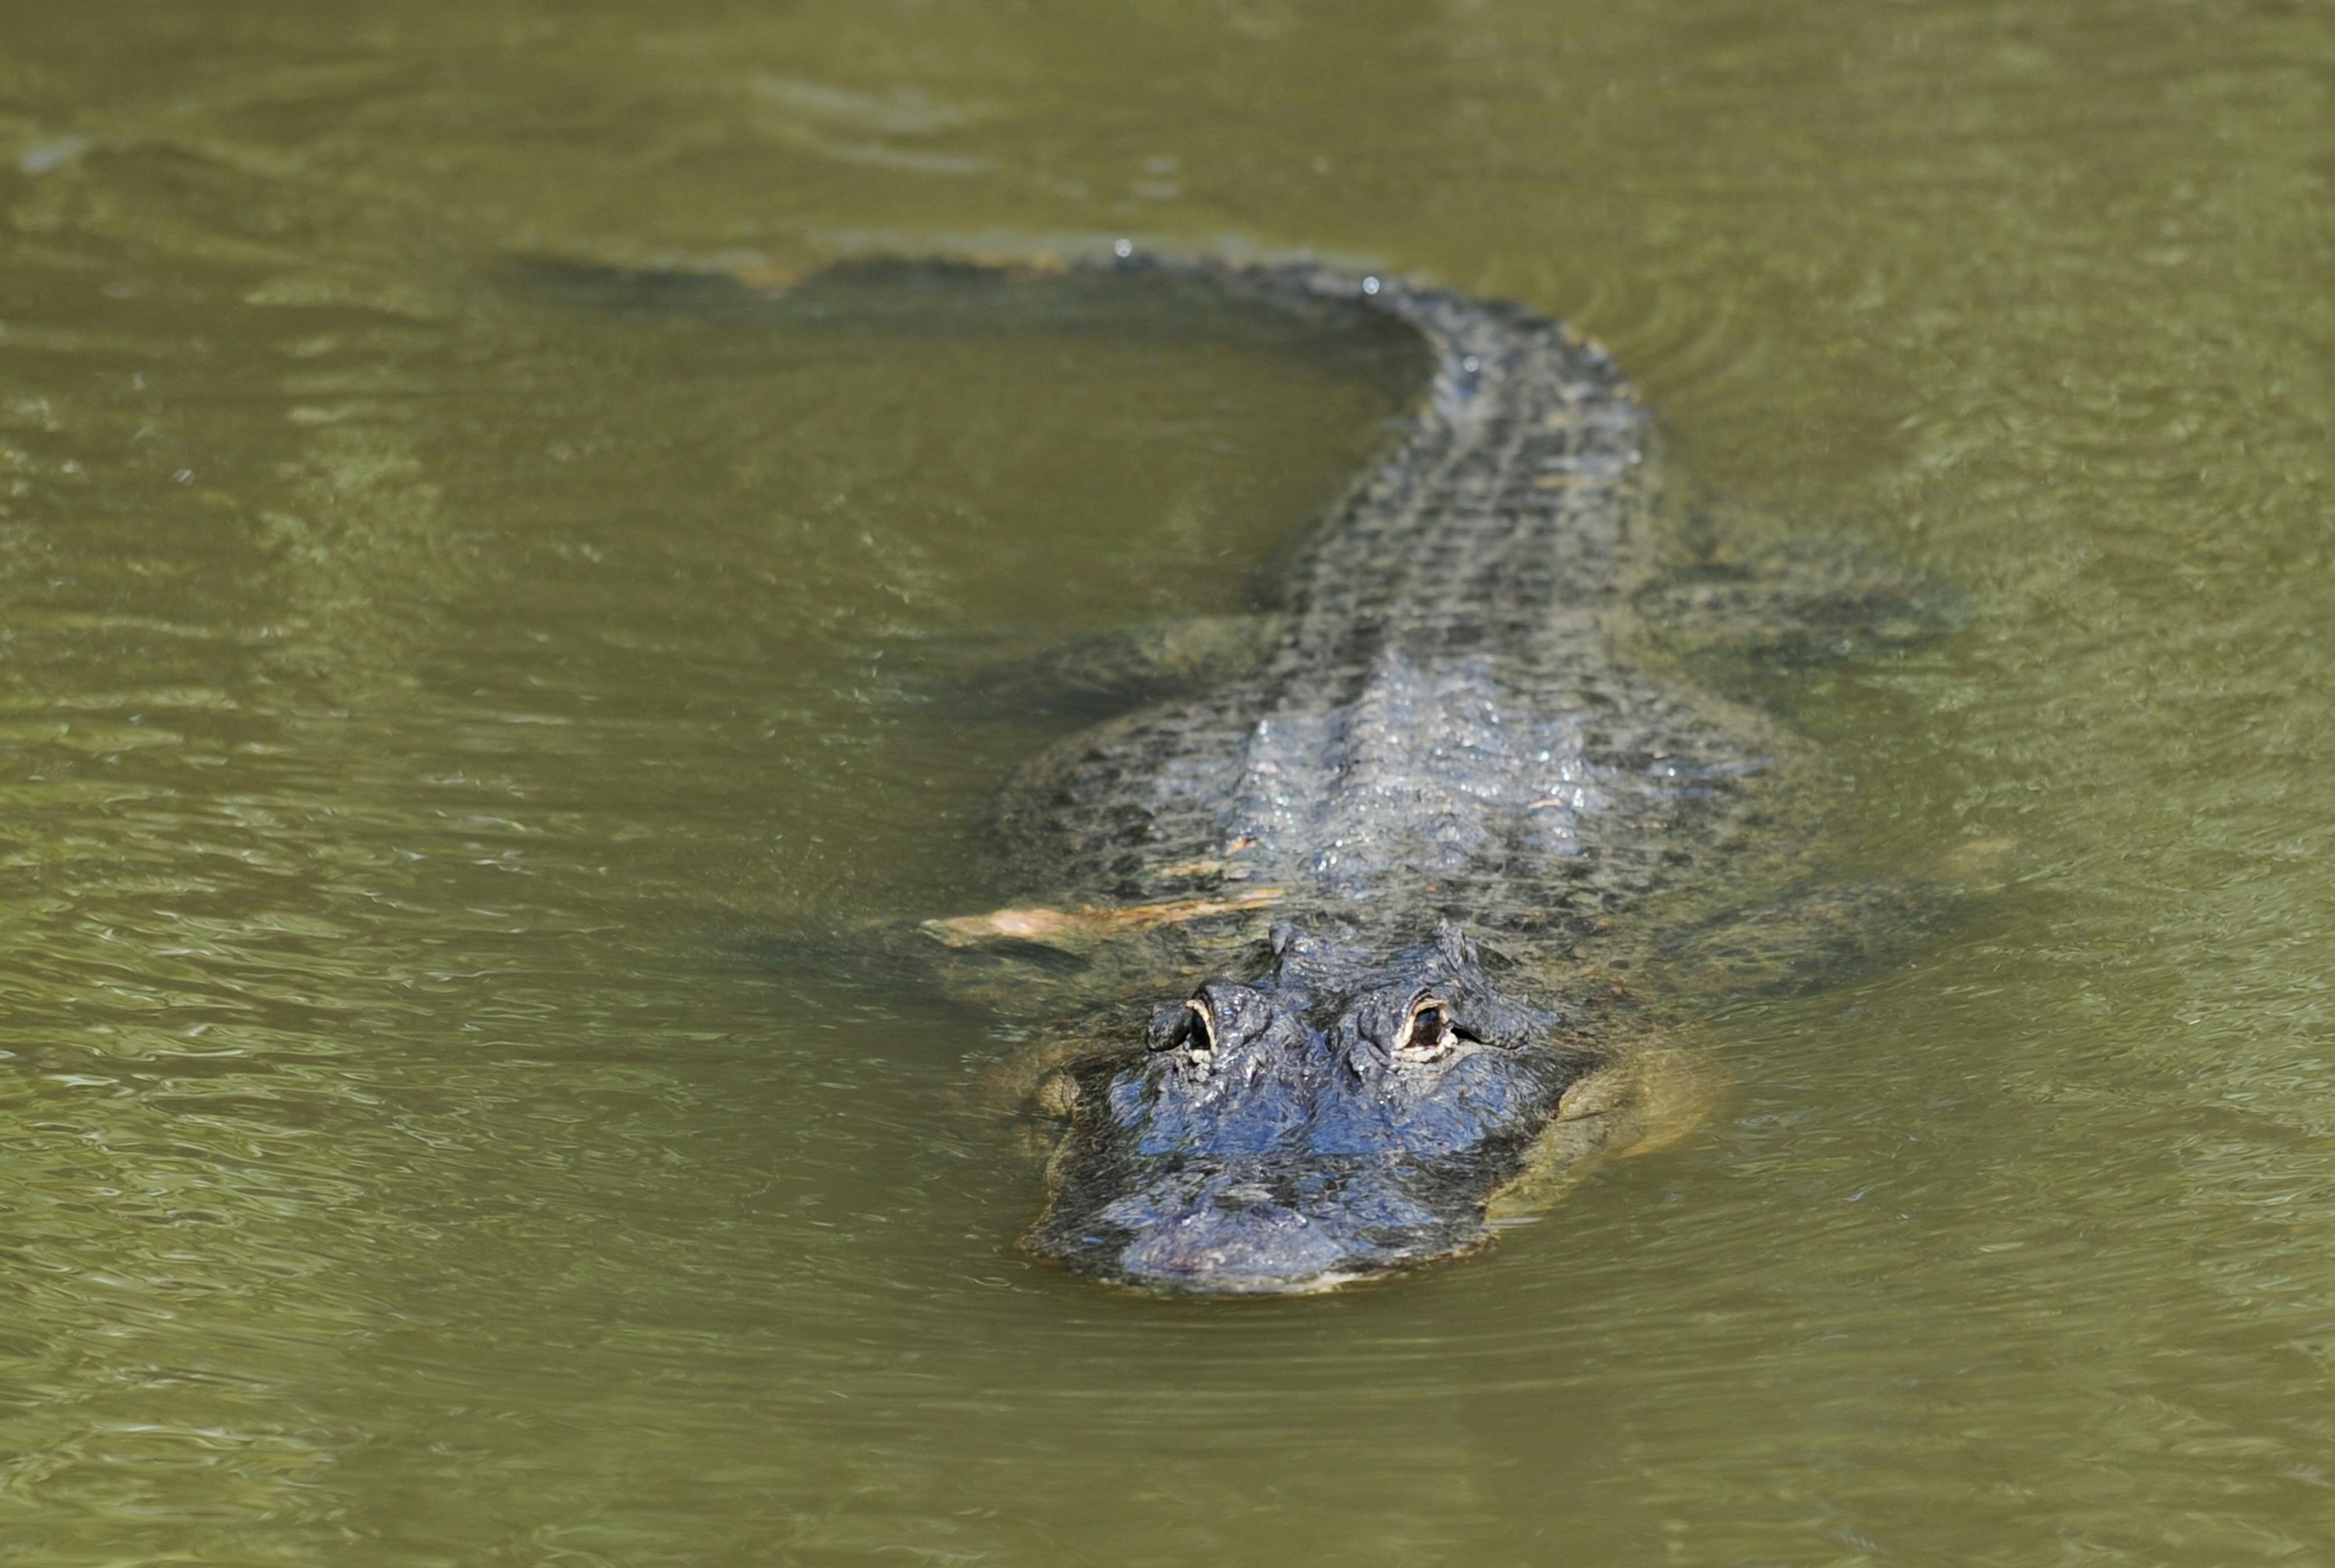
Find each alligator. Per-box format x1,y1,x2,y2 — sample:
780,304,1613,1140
929,253,1962,1296
528,250,1957,1296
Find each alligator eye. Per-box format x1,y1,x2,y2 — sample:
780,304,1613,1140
1164,997,1217,1057
1396,996,1459,1058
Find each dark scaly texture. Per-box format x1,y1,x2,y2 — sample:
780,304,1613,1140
987,257,1800,1295
997,257,1780,947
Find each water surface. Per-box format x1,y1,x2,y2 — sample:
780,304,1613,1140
3,2,2333,1563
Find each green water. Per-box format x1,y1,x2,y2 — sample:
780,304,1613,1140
4,2,2333,1562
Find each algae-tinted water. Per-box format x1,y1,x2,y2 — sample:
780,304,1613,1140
2,4,2332,1563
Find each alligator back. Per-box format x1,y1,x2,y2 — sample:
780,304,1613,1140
995,257,1789,963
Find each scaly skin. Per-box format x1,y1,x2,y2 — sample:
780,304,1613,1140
966,256,1797,1295
518,248,1936,1295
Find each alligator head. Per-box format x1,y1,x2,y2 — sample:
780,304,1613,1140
1022,921,1610,1296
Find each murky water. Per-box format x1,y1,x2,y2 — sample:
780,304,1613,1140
4,2,2332,1562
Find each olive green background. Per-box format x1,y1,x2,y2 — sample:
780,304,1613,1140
2,2,2330,1563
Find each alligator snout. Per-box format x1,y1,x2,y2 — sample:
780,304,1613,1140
1113,1183,1357,1294
1045,1152,1480,1296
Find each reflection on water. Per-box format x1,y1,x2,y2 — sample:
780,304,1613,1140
3,2,2333,1562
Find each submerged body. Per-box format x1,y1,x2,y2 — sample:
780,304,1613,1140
955,256,1814,1294
529,249,1940,1295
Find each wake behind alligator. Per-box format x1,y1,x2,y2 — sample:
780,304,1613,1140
536,249,1954,1296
